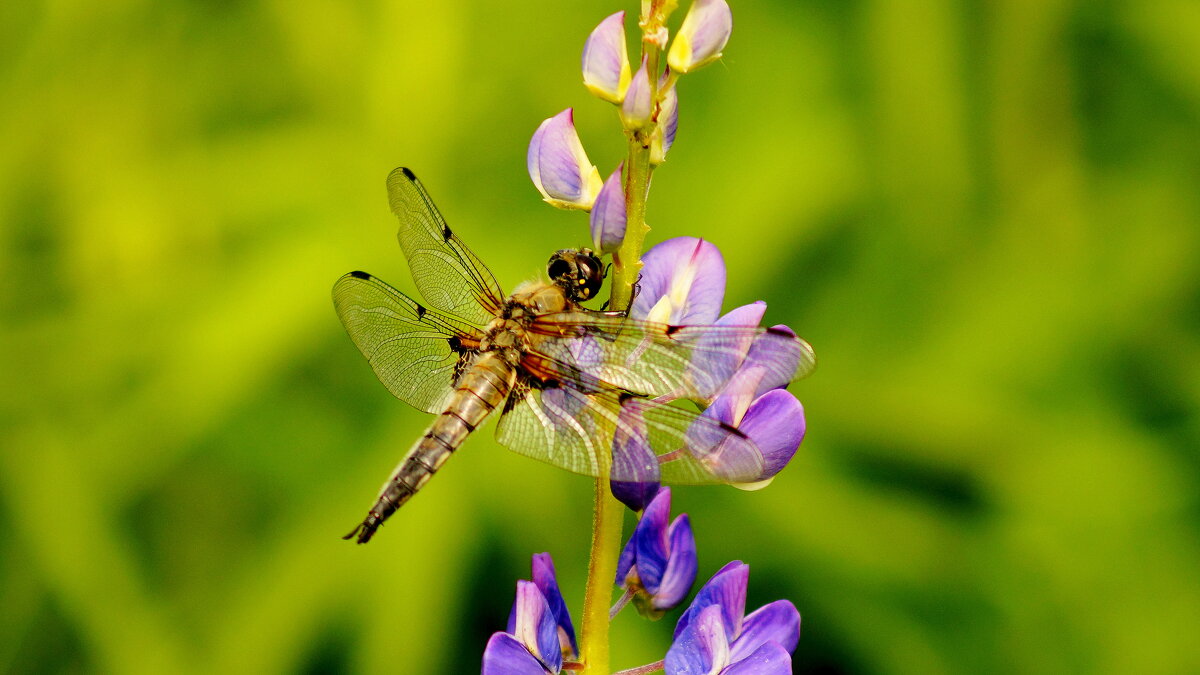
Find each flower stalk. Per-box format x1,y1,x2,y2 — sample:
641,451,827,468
580,30,665,675
610,43,661,313
579,474,624,675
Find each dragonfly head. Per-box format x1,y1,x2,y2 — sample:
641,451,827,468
548,248,604,302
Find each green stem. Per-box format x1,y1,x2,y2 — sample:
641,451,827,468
610,45,661,313
578,477,624,675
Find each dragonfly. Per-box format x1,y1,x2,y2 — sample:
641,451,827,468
334,168,815,543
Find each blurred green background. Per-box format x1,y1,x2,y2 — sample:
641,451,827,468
3,0,1199,673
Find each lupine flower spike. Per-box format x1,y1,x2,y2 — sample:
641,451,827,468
590,164,627,254
665,561,800,675
528,109,604,210
582,11,631,104
667,0,733,74
614,488,698,618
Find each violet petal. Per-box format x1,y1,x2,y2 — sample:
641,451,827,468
590,165,627,254
665,604,730,675
611,478,661,513
481,632,552,675
632,487,673,593
683,413,766,484
728,600,801,663
610,403,662,511
686,302,767,400
722,641,792,675
667,0,733,74
737,390,805,480
581,11,630,104
632,237,726,325
620,57,653,131
674,561,748,641
511,581,560,672
653,514,698,610
527,109,602,210
651,84,679,165
531,553,578,658
740,324,807,398
615,529,639,586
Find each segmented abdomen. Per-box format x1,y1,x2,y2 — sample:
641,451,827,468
344,354,512,544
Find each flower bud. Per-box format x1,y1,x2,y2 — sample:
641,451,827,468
650,84,678,165
615,488,698,616
582,12,631,104
620,58,654,132
667,0,733,74
590,165,627,254
527,109,604,210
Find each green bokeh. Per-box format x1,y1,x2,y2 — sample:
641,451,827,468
3,1,1199,673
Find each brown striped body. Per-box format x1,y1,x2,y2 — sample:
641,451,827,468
345,352,515,543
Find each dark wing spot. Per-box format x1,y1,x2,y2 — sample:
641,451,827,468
414,303,427,319
442,224,453,242
400,167,416,180
531,378,562,390
718,421,749,438
665,324,683,337
349,270,371,280
766,326,797,338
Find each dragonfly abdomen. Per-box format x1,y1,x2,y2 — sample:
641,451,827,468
345,354,513,544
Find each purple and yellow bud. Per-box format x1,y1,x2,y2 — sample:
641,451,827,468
650,84,679,165
582,12,631,104
667,0,733,74
620,58,655,132
590,165,627,254
527,109,604,211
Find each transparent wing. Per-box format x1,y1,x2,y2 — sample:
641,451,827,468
495,384,767,485
525,312,816,401
387,167,506,326
333,270,483,414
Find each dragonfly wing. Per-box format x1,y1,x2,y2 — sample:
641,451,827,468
333,271,483,414
527,313,816,401
495,385,767,485
387,167,506,327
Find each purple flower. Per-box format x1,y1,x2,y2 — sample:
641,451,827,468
482,554,577,675
615,488,698,616
667,0,734,75
528,109,603,211
665,561,800,675
633,238,811,482
590,164,626,254
581,11,630,104
620,56,654,132
632,237,726,326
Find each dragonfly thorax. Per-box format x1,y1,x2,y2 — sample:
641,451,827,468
480,281,574,361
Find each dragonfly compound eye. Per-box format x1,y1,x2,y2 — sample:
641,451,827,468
548,249,604,301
